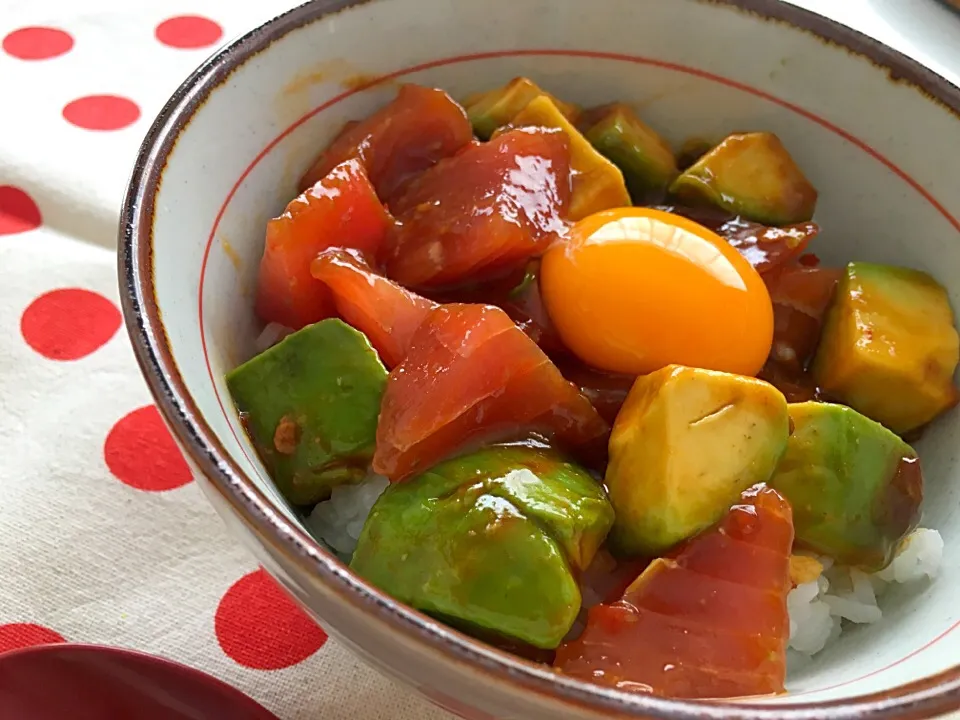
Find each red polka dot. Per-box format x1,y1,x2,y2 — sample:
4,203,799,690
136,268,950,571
0,623,65,653
215,569,328,669
2,27,73,60
62,95,140,131
0,186,42,235
20,289,121,361
104,406,193,492
155,16,223,49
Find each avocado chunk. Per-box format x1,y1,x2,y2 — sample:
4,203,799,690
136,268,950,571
350,445,614,649
226,319,387,505
668,132,817,225
606,365,789,556
583,103,678,203
464,77,580,140
510,95,631,221
770,402,922,570
812,262,960,434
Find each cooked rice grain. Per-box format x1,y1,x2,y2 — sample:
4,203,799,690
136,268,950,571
787,528,942,659
307,473,389,558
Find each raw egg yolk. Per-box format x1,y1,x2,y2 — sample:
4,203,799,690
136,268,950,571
541,207,773,376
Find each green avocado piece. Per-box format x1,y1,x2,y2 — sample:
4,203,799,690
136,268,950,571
583,103,678,203
226,319,387,506
668,132,817,225
606,365,789,557
812,262,960,435
350,445,614,649
464,77,580,140
770,402,922,570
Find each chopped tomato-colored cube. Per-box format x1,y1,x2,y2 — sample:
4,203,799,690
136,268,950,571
255,159,393,329
498,262,568,354
427,260,568,354
579,550,650,608
373,303,608,482
555,485,793,699
436,264,629,420
664,529,787,591
758,357,820,404
652,203,732,232
766,265,842,370
554,355,636,425
766,264,842,320
759,264,841,402
310,248,437,368
720,218,820,276
653,205,820,277
299,85,473,202
385,127,572,289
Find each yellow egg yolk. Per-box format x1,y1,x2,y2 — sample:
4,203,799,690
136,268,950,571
541,207,773,376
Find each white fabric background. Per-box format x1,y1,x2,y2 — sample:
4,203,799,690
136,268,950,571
1,1,958,718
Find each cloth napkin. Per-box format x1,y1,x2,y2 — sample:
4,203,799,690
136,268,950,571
1,1,959,719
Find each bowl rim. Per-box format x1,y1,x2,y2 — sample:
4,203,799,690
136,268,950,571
118,1,960,717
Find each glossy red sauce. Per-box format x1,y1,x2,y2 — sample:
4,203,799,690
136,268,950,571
299,84,473,201
385,127,572,289
256,159,392,329
555,485,793,699
373,304,608,482
311,248,436,368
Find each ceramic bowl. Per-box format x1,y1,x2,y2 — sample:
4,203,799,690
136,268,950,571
118,1,960,717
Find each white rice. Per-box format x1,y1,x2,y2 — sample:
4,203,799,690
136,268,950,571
787,528,943,661
306,473,389,558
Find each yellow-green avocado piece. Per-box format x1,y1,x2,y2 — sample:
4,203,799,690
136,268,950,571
812,262,960,435
226,319,387,506
668,132,817,225
350,445,613,649
464,76,580,140
606,365,789,557
583,103,678,202
770,402,922,571
509,95,631,221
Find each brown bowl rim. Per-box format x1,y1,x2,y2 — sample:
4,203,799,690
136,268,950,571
118,1,960,717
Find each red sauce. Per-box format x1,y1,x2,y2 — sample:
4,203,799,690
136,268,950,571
555,486,793,699
879,455,924,542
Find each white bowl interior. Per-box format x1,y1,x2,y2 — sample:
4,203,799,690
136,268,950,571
149,0,960,706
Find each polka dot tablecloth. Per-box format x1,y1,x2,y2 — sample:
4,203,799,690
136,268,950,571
2,1,960,719
0,2,453,717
